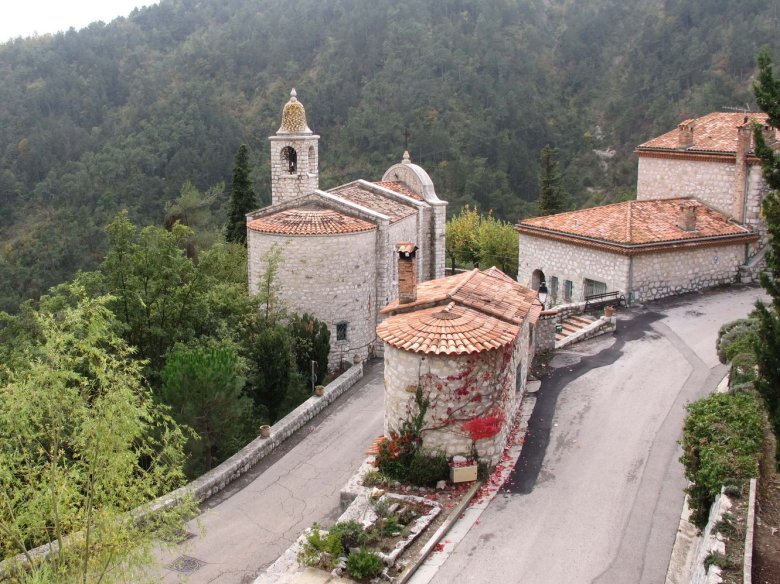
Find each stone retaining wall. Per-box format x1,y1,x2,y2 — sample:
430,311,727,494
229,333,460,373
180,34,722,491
150,363,364,511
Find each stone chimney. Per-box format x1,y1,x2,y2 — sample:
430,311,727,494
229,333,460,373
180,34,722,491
733,118,752,222
677,201,698,232
397,242,418,304
678,120,695,149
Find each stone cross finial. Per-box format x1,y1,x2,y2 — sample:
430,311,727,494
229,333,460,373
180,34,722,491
402,150,411,164
290,88,297,101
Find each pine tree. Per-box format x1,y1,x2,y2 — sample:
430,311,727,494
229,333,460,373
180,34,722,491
537,145,568,215
226,144,258,245
752,49,780,462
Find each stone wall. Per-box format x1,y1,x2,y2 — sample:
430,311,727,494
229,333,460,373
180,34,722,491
268,135,319,206
383,323,531,466
535,311,558,353
637,156,736,217
248,229,378,369
631,243,744,302
518,233,629,304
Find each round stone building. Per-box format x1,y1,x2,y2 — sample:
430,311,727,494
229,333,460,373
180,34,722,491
376,260,541,466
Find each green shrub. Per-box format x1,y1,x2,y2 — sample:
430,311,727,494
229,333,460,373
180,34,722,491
680,391,764,529
408,450,450,487
346,549,384,581
299,526,344,566
329,520,367,550
717,318,759,364
362,470,389,488
704,551,732,571
730,351,758,386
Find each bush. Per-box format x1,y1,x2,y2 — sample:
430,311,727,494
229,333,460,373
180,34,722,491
346,549,384,581
299,526,344,567
680,391,764,528
408,450,450,487
717,318,759,364
329,520,368,550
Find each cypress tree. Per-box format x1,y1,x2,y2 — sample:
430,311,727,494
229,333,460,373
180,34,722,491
537,145,568,215
226,144,258,245
752,49,780,462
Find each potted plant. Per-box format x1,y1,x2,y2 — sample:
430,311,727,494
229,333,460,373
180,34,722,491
259,425,271,438
315,385,326,397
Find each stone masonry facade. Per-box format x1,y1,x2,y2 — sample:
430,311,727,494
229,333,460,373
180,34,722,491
637,155,769,257
517,234,629,305
248,228,378,369
631,243,745,302
517,233,748,305
382,321,532,467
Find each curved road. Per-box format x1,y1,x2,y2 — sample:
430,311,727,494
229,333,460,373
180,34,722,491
423,286,765,584
156,363,385,583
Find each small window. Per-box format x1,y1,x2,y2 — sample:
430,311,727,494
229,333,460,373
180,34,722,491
336,321,348,342
584,278,607,298
564,280,573,302
550,276,559,299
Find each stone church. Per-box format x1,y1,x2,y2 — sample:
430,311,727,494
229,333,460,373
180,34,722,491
246,90,447,368
517,112,774,304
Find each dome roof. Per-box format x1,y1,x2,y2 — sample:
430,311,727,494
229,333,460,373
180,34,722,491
277,88,312,134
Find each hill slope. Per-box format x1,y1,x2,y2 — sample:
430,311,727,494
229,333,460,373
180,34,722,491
0,0,777,310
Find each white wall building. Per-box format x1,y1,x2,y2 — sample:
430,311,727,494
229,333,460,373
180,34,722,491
247,90,447,368
517,112,774,304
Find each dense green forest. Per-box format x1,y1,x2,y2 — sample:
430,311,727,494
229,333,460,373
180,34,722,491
0,0,778,310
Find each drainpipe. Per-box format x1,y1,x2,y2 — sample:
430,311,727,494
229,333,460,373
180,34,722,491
627,255,634,306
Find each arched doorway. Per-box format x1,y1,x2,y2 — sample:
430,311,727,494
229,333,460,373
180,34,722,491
531,269,545,291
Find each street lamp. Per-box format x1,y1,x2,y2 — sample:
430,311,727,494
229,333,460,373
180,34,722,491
537,281,548,308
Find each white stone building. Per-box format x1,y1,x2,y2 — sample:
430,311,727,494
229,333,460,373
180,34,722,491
636,112,774,256
517,199,757,304
247,90,447,368
517,112,774,304
376,253,541,467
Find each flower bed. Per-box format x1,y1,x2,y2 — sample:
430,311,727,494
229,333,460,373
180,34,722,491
298,493,441,581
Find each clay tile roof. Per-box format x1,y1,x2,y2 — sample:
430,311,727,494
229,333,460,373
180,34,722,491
373,181,424,201
247,203,376,235
377,268,541,355
517,198,756,252
329,183,418,221
638,112,769,154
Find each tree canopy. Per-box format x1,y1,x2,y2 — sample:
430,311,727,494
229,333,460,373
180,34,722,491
752,50,780,463
0,0,777,310
0,289,194,581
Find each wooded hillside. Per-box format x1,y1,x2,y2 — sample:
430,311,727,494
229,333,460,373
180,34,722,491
0,0,777,310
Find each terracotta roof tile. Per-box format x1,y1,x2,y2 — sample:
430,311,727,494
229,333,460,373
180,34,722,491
248,203,376,235
517,198,755,252
638,112,769,154
377,269,540,355
373,181,424,201
328,183,418,222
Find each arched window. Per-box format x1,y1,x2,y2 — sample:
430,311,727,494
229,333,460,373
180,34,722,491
531,269,546,291
281,146,297,174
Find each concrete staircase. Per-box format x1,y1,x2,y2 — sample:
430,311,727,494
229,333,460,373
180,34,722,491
555,314,597,343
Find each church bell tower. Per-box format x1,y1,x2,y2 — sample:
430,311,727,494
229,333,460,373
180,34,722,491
269,89,320,205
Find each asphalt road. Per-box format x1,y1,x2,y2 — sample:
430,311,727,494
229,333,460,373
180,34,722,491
154,362,385,584
426,285,767,584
